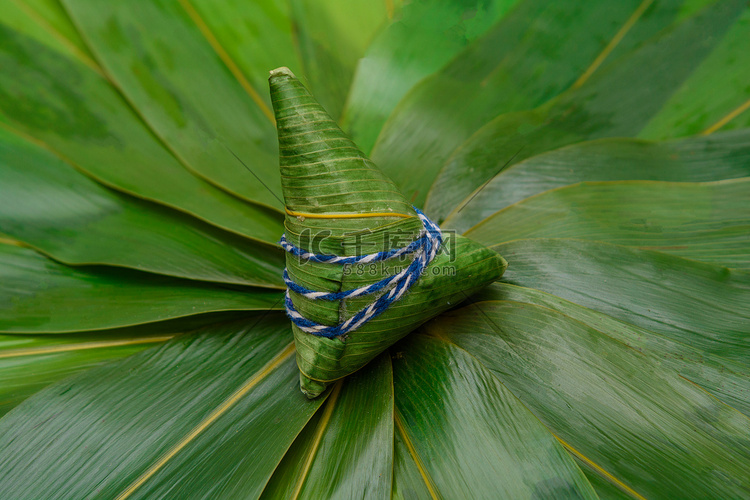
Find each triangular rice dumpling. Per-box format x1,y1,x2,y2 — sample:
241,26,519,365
270,67,507,398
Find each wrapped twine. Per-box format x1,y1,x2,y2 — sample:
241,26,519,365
281,207,443,338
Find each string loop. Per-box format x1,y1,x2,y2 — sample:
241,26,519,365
280,208,442,338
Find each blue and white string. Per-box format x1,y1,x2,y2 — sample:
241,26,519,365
280,208,442,338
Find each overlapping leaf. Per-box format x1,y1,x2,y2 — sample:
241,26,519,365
469,179,750,269
62,0,283,208
0,332,170,417
426,301,750,498
392,425,434,500
0,317,323,499
179,0,305,111
640,8,750,138
0,127,285,286
288,0,396,120
342,0,517,152
261,355,393,499
492,239,750,364
0,243,282,333
474,283,750,417
0,0,749,498
2,0,97,68
392,334,598,499
427,0,748,220
374,0,695,207
15,0,92,55
0,13,283,242
444,130,750,231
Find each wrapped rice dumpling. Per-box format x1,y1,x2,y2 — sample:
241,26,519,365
270,67,507,398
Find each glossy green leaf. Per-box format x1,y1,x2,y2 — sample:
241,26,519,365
374,0,688,207
261,354,393,499
1,1,749,497
426,0,746,220
494,239,750,363
392,334,598,499
474,282,750,417
0,244,283,333
181,0,304,111
0,0,98,69
0,127,285,286
469,179,750,269
392,424,433,500
288,0,394,120
0,316,325,499
428,301,750,499
342,0,518,153
63,0,284,209
0,332,171,417
443,130,750,231
722,102,750,131
640,8,750,138
579,467,634,500
0,21,283,243
16,0,93,56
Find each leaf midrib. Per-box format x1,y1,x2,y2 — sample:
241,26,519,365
289,380,343,500
0,336,174,359
427,328,647,500
114,342,296,500
10,0,102,74
394,411,439,500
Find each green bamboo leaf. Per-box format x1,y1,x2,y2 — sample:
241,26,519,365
0,0,98,70
288,0,395,120
0,21,283,243
10,0,93,55
341,0,518,153
495,239,750,364
426,0,747,220
260,354,393,499
393,334,598,499
13,0,93,56
392,424,434,500
0,127,285,286
270,68,506,397
0,332,171,417
62,0,283,209
0,316,325,499
427,301,750,498
468,179,750,269
0,244,282,333
374,0,690,207
2,2,748,497
580,468,634,500
475,282,750,417
173,0,304,112
640,8,750,138
443,131,750,231
0,313,264,415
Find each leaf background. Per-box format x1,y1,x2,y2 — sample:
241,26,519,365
0,0,749,498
